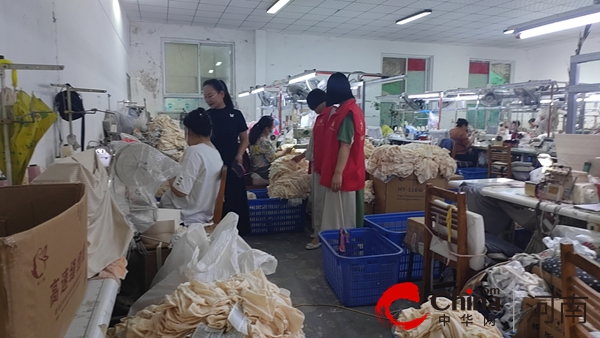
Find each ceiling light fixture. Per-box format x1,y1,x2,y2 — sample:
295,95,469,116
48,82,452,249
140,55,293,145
238,91,250,98
216,62,222,66
503,29,514,35
251,86,265,94
208,69,214,74
505,4,600,39
289,71,317,84
396,10,432,25
267,0,291,14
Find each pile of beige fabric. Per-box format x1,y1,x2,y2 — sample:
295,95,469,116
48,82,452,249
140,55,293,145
364,141,376,159
364,180,375,203
247,191,257,200
393,297,502,338
267,155,311,199
149,114,187,161
108,270,305,338
367,144,457,183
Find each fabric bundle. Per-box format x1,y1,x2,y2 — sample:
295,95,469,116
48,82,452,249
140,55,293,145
364,180,375,203
267,155,311,199
393,297,502,338
247,191,257,200
107,270,305,338
148,114,187,161
364,141,376,159
367,144,457,183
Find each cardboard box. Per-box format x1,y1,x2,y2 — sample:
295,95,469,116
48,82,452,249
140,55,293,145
539,300,565,338
515,297,542,338
0,184,88,338
403,217,425,255
364,202,374,215
373,174,448,214
532,265,563,298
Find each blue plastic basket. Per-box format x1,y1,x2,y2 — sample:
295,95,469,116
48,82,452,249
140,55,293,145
319,228,403,307
456,167,488,180
247,189,306,235
365,212,441,281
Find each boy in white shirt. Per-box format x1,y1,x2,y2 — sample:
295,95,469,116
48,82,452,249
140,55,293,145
161,108,223,225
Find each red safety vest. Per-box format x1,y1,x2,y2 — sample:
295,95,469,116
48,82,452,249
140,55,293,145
319,99,365,191
311,106,333,175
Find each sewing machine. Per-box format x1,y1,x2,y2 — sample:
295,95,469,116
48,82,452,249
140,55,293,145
534,164,572,202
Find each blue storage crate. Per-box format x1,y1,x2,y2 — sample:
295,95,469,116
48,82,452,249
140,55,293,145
514,228,533,251
365,212,441,281
319,228,403,307
247,189,306,235
456,167,488,180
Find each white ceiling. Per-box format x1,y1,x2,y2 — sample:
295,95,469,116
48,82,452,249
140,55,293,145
120,0,596,48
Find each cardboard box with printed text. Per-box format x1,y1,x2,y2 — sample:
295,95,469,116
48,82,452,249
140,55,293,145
0,184,88,338
373,174,448,214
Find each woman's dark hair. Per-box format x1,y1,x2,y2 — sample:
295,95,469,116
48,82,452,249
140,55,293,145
249,116,274,145
512,120,521,127
183,108,212,137
528,118,536,124
307,89,327,110
203,79,234,108
326,72,354,106
456,118,469,127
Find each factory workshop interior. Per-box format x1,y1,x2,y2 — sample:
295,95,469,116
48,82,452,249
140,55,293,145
7,0,600,337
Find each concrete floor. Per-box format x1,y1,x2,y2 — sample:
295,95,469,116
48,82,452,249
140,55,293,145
244,231,415,338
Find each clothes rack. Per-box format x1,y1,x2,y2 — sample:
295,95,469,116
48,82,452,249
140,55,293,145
0,58,64,186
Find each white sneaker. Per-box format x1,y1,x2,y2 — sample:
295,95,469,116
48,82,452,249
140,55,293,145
305,242,321,250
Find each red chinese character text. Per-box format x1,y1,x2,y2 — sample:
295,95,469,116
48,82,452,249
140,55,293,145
61,268,69,292
50,278,59,307
69,259,76,281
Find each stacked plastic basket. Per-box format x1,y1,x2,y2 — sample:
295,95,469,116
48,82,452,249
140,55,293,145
247,189,307,235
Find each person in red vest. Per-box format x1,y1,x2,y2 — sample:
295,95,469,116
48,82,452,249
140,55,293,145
293,89,333,249
319,73,366,230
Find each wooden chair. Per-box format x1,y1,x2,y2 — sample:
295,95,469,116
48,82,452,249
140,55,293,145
421,184,477,302
487,145,512,178
212,165,228,224
561,243,600,338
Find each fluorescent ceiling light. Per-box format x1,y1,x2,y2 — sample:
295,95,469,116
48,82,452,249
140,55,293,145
251,87,265,94
503,29,514,35
506,4,600,39
351,81,364,90
216,62,222,66
238,91,250,98
585,94,600,102
289,72,317,84
396,10,432,25
208,69,214,74
454,95,480,101
408,92,441,99
267,0,291,14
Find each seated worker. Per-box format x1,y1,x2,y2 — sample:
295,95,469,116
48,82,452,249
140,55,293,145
248,115,292,185
160,108,223,225
450,118,477,165
528,118,537,129
510,120,528,133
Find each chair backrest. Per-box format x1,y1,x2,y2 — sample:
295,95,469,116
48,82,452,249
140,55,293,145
212,165,228,224
560,243,600,338
421,184,470,299
487,145,512,178
439,138,456,158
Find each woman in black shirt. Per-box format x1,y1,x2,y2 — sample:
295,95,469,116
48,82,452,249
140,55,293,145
203,79,251,235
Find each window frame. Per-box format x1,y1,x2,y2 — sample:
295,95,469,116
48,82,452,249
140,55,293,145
468,58,515,87
161,38,235,100
381,53,433,93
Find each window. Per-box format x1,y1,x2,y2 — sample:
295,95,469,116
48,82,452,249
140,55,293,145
382,56,431,95
163,41,233,110
468,60,513,88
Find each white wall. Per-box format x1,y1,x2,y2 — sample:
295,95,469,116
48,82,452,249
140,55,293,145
526,35,600,84
0,0,129,171
128,21,256,120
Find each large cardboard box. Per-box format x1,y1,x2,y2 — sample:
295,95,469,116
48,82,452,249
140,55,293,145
364,202,374,215
532,265,563,298
0,184,88,338
373,174,448,214
515,297,542,338
539,300,565,338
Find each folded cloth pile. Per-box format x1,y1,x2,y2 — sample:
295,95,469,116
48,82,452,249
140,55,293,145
148,114,187,161
267,155,311,199
364,141,376,159
364,180,375,203
107,270,305,338
247,191,257,200
367,144,457,183
393,297,502,338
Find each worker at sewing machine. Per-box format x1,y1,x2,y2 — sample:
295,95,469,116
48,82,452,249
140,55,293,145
450,118,478,166
248,116,293,185
160,109,223,225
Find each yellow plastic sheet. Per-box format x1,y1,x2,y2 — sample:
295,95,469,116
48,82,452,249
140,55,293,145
0,90,56,184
